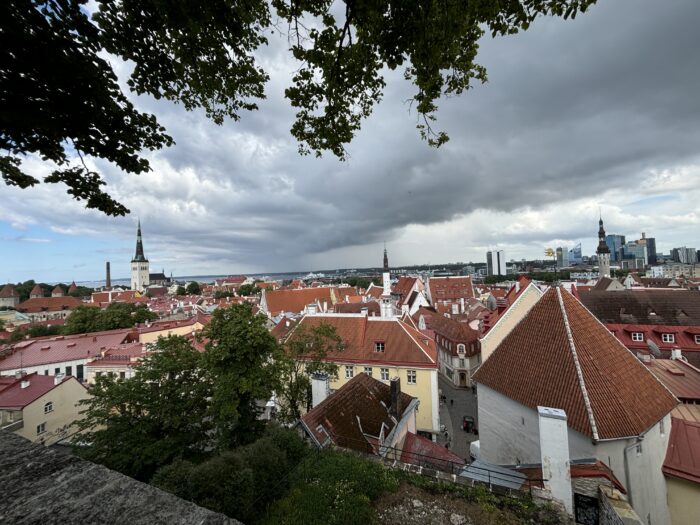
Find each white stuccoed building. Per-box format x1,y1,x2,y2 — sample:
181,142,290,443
473,286,677,525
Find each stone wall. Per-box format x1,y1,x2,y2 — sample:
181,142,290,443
599,486,643,525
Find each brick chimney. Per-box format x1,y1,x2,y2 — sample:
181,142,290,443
390,377,402,419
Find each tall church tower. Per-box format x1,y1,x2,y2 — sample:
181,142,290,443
596,216,611,279
381,245,393,318
130,219,150,292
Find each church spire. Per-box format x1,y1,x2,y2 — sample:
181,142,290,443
383,243,389,270
132,219,148,262
596,216,609,255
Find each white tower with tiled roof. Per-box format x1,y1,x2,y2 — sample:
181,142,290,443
130,220,150,292
381,245,393,318
596,216,611,279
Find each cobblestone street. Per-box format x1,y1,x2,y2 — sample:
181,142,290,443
436,374,479,461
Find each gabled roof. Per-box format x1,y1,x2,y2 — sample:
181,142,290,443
295,315,437,367
0,284,19,299
412,307,479,354
578,290,700,325
263,287,358,316
300,373,415,454
473,287,678,440
392,277,417,306
16,296,85,313
663,417,700,484
0,373,76,410
400,432,465,470
29,284,44,298
428,276,474,303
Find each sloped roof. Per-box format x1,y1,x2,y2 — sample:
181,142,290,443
264,287,358,316
29,284,44,297
412,308,479,356
663,417,700,484
300,373,415,454
0,373,76,410
578,290,700,325
0,284,19,299
644,359,700,402
400,432,465,471
428,276,474,302
51,285,64,296
16,296,84,314
392,277,417,306
296,315,437,367
473,287,678,440
333,301,380,316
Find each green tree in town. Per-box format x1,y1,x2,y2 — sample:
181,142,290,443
2,0,597,214
201,303,282,449
75,336,213,481
235,283,260,296
62,302,157,334
175,285,187,296
185,281,202,295
277,322,343,423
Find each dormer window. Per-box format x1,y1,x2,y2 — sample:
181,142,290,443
457,344,465,354
662,333,675,343
374,342,385,353
695,335,700,344
631,332,644,342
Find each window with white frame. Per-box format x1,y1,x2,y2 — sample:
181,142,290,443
44,402,53,414
380,368,389,381
631,332,644,342
364,366,373,376
695,335,700,344
407,370,417,384
36,422,46,435
374,341,385,352
345,365,354,379
457,344,465,354
662,333,675,343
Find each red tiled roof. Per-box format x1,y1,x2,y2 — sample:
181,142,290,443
300,373,416,454
428,276,474,303
0,329,135,371
606,323,700,355
400,432,465,471
392,277,417,306
0,373,79,410
663,417,700,484
270,317,299,342
86,342,145,367
68,282,78,293
412,307,479,356
29,284,44,297
0,284,19,299
365,284,383,300
333,301,381,316
644,359,700,402
473,287,678,440
296,315,437,367
517,460,626,493
263,287,359,317
578,290,700,325
51,285,64,295
16,296,85,313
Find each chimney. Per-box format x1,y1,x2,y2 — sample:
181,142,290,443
671,348,683,360
54,373,65,385
451,303,459,315
460,297,465,313
360,307,368,316
390,377,402,419
323,301,328,312
106,261,111,289
538,406,573,515
307,303,318,315
21,379,31,389
311,373,329,407
14,370,26,379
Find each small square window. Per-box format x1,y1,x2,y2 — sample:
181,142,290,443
374,342,385,353
695,335,700,344
631,332,644,342
120,371,126,379
37,422,46,435
44,402,53,414
364,367,372,376
407,370,417,385
662,333,675,343
345,365,354,379
380,368,389,381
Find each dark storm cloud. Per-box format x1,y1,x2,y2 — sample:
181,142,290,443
2,0,700,274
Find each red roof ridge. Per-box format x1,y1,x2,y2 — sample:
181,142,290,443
556,287,599,440
397,319,435,364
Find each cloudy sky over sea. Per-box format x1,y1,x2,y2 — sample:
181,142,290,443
2,0,700,283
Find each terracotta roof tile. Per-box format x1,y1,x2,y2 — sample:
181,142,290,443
301,373,415,454
16,296,85,314
263,287,359,316
296,315,437,367
0,372,79,410
428,276,474,302
663,417,700,484
0,284,19,299
473,287,678,440
578,290,700,325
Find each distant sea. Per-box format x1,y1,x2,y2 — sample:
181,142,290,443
74,271,332,289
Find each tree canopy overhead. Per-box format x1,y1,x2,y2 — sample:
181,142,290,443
1,0,597,215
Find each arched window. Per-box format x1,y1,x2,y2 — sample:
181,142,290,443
457,344,465,354
44,401,53,414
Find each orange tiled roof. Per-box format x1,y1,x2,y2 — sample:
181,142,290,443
0,284,19,299
264,287,358,316
428,276,474,302
16,296,85,313
473,287,678,440
296,315,437,367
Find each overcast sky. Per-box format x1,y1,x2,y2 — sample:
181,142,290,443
2,0,700,283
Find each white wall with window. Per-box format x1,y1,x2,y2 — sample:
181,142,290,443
345,365,354,378
407,370,416,384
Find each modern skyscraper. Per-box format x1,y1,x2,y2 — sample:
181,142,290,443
596,217,611,278
130,219,150,292
486,250,507,276
636,232,656,265
568,243,583,265
605,234,626,262
671,247,697,264
556,247,569,268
